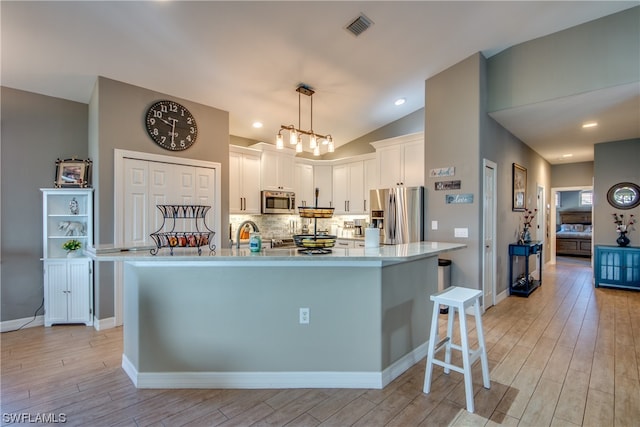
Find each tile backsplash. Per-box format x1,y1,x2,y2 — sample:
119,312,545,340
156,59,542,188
229,214,369,242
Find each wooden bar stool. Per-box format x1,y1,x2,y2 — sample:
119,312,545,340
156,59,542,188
423,286,490,413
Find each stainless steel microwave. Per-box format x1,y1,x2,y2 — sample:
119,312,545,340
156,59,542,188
261,190,295,214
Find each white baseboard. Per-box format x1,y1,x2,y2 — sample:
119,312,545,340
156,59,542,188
496,289,509,304
121,341,429,390
381,341,429,387
1,315,44,332
93,316,116,331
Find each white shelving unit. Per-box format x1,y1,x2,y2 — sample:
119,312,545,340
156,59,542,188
41,188,94,326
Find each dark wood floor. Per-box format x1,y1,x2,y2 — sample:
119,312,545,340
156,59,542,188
2,256,639,426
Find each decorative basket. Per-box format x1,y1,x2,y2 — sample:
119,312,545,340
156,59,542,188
298,207,334,218
293,234,336,248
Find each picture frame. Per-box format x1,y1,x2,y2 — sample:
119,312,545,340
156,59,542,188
512,163,527,211
54,158,92,188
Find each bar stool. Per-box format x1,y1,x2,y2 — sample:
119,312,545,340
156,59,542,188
423,286,490,413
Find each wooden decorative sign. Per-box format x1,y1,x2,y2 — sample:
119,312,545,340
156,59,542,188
445,194,474,204
430,167,455,177
435,180,461,191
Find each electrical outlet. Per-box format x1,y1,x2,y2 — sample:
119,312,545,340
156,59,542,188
299,307,309,324
431,220,438,230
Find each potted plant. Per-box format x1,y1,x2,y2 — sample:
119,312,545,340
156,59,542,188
62,239,82,257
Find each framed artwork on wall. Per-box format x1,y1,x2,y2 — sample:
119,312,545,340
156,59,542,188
54,158,92,188
512,163,527,211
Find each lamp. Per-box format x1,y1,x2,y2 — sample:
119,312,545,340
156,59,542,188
277,84,334,155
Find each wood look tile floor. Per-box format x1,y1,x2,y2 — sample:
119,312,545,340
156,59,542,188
2,256,639,426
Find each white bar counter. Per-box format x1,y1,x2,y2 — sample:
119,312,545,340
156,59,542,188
90,241,465,389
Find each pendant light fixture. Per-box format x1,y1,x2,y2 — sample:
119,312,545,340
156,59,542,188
277,84,334,155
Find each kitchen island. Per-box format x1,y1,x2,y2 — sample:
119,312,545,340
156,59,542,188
91,241,465,389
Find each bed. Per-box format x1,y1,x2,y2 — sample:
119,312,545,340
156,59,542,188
556,210,592,256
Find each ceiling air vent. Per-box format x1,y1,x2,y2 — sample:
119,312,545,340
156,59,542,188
345,14,373,37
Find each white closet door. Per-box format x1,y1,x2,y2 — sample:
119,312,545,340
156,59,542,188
172,164,197,232
148,162,171,242
124,161,215,244
194,167,217,234
123,158,149,247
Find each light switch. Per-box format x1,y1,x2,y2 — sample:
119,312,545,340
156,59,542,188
454,227,469,238
431,220,438,230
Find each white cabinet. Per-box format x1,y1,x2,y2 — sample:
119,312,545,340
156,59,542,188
41,188,94,326
313,165,333,207
335,239,355,249
229,147,261,214
44,259,92,326
259,148,295,191
332,161,365,214
371,133,424,188
364,157,378,213
294,162,315,209
335,239,366,249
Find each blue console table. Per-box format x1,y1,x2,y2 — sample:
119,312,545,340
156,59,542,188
595,245,640,290
509,241,543,297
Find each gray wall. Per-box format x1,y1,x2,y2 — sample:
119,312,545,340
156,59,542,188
1,87,88,322
483,112,551,294
487,7,639,112
551,162,594,188
557,191,582,211
593,139,640,246
424,53,483,290
425,52,552,297
89,77,230,320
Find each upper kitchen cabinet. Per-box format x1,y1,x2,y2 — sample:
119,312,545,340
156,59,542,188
364,157,378,212
314,164,333,208
371,132,424,188
332,155,375,214
294,161,315,210
253,143,295,191
229,146,261,214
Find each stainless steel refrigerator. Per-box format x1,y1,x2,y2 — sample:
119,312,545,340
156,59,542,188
369,186,424,244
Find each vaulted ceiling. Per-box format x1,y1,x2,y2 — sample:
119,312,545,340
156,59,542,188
2,1,638,163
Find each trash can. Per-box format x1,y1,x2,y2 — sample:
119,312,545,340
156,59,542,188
438,258,452,314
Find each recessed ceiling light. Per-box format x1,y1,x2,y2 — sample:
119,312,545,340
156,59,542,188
582,122,598,128
562,154,573,158
252,122,263,128
394,98,406,106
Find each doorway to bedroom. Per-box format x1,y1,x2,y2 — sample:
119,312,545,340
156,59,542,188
550,186,593,266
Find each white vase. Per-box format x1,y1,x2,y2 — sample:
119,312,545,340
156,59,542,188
67,250,80,258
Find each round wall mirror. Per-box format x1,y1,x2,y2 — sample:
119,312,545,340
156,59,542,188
607,182,640,209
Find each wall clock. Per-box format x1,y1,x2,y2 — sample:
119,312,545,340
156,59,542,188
145,100,198,151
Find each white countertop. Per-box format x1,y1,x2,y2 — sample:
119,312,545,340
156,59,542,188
86,241,466,266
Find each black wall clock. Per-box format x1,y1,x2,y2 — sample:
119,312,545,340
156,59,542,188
145,100,198,151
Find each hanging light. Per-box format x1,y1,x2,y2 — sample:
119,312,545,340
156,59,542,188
276,84,334,154
296,133,303,153
327,135,335,153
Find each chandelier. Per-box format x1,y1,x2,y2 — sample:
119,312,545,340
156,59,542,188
276,84,334,156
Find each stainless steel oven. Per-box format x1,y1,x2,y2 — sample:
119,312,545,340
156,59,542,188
261,190,295,214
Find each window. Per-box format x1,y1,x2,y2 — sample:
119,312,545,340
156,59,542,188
580,190,593,206
555,192,560,208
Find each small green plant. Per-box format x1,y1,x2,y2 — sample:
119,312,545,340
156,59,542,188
62,239,82,251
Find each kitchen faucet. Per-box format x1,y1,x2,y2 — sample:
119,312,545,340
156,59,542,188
235,220,259,249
